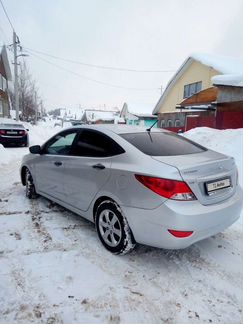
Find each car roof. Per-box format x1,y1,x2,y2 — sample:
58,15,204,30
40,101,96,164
67,124,169,135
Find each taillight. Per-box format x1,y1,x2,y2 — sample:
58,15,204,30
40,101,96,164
19,130,27,135
168,229,193,238
135,174,196,201
0,130,6,135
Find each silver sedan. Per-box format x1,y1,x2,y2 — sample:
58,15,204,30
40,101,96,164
20,125,242,254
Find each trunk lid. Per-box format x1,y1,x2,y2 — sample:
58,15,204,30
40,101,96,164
152,150,237,205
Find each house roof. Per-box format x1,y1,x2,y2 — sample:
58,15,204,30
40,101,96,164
191,53,242,75
0,45,12,81
132,113,157,118
153,53,243,114
180,87,218,106
120,102,155,119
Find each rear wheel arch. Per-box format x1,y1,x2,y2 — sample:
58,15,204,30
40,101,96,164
93,196,136,255
93,196,114,222
21,166,28,185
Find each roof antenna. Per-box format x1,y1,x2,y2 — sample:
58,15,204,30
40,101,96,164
146,119,158,132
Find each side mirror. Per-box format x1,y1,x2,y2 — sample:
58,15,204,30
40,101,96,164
26,128,29,131
29,145,41,154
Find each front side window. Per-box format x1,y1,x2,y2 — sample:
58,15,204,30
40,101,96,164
44,131,78,155
183,81,202,98
71,129,125,157
121,132,206,156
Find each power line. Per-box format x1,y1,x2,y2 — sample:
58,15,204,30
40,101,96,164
24,46,175,74
0,0,14,31
27,51,159,91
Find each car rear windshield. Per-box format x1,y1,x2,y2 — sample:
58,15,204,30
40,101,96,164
120,132,207,156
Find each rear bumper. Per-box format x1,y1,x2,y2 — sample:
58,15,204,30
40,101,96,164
0,135,28,146
123,185,242,249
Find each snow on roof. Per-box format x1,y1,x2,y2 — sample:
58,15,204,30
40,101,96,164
83,109,118,122
212,74,243,87
131,113,157,118
120,102,155,119
127,105,154,115
191,53,243,75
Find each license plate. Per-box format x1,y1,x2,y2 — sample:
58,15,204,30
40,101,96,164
7,131,18,134
206,178,231,193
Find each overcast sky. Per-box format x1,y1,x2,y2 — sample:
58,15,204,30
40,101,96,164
0,0,242,113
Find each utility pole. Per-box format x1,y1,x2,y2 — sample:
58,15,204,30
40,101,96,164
34,91,38,125
13,31,19,121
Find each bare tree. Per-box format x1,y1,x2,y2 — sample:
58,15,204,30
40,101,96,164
9,62,43,122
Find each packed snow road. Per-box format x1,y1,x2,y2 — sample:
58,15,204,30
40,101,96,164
0,126,242,324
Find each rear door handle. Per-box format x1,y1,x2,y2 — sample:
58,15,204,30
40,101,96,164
92,163,105,170
54,161,62,166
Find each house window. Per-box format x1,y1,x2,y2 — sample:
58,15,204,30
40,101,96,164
183,81,202,98
167,119,174,127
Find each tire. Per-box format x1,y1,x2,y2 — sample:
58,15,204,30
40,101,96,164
22,139,29,147
95,200,136,255
25,168,38,199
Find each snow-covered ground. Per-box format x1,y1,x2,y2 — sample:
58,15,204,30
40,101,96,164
0,124,242,324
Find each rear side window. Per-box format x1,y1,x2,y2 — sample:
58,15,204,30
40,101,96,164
120,132,206,156
71,129,125,157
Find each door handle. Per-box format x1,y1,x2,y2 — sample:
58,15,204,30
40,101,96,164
54,161,62,166
92,163,105,170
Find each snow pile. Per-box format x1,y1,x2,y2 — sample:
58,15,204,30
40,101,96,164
25,121,61,146
184,127,243,186
0,117,23,126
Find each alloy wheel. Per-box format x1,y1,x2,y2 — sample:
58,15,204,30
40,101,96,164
98,209,122,247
